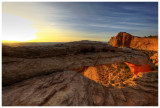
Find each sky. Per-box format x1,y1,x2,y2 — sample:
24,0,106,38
2,2,158,42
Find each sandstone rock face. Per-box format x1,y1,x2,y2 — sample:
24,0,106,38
2,41,154,85
109,32,133,47
2,41,157,106
108,32,158,51
2,71,158,106
124,62,153,75
150,53,158,66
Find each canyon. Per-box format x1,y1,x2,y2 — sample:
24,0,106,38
2,36,158,106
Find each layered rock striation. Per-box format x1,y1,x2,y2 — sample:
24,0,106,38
3,70,158,106
2,41,154,85
2,40,158,106
108,32,158,51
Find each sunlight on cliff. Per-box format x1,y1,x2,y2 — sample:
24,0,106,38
74,63,134,87
74,62,154,88
124,62,153,75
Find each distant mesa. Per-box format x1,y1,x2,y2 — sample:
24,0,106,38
108,32,158,51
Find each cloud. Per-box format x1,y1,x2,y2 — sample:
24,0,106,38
2,2,158,42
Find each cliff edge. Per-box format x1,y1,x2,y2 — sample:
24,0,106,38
108,32,158,51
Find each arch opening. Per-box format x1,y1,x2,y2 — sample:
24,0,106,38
73,63,134,87
73,61,154,87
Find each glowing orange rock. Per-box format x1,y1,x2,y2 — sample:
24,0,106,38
124,62,153,75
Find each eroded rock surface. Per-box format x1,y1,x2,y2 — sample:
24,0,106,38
108,32,158,51
2,71,158,106
79,63,133,86
2,41,154,85
150,53,158,66
124,62,153,75
2,41,158,106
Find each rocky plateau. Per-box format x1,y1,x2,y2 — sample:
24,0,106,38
2,38,158,106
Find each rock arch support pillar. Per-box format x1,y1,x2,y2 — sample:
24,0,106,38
124,62,154,75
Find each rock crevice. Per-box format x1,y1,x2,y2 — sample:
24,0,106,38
2,71,158,106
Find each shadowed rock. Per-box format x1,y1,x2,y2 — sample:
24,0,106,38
2,71,158,106
2,40,158,106
2,41,154,85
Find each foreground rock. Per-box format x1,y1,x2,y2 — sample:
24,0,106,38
108,32,158,51
2,41,154,85
2,41,157,106
2,71,158,106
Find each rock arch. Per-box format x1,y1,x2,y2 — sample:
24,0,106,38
124,62,153,75
2,41,158,106
2,41,154,85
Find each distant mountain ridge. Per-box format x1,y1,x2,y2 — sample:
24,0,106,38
108,32,158,51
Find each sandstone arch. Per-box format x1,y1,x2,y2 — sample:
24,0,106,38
124,62,153,75
2,41,158,106
2,41,154,85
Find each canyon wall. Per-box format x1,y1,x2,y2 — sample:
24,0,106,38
108,32,158,51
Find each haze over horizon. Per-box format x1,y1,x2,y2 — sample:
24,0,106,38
2,2,158,42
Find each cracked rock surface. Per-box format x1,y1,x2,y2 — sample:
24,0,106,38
2,41,154,85
2,40,158,106
108,32,158,51
2,71,158,106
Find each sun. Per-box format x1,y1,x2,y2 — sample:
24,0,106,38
2,13,37,42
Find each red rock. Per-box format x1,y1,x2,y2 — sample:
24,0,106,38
124,62,153,75
108,32,158,51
